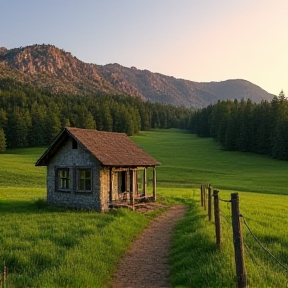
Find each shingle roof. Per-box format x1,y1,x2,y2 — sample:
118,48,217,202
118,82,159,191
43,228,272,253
36,127,160,167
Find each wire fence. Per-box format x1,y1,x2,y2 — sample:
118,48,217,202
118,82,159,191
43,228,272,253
199,184,288,288
242,214,288,272
0,262,7,288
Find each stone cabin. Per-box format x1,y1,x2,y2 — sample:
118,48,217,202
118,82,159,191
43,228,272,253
35,127,160,211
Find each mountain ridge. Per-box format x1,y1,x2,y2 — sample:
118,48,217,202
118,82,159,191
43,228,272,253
0,44,275,108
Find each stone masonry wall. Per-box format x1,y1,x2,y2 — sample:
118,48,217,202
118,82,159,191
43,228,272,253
46,138,102,211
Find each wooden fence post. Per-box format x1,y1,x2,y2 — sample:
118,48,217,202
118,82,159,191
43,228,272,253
200,185,204,207
1,262,7,288
208,185,212,221
4,264,7,288
213,190,221,249
231,193,247,288
203,185,206,210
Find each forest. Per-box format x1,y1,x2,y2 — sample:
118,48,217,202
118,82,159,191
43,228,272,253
190,91,288,160
0,78,191,151
1,77,287,162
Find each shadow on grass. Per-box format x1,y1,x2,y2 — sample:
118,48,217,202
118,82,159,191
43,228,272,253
170,199,235,288
0,198,79,214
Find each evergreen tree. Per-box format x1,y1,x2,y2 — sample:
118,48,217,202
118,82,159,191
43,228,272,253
236,99,255,152
272,114,288,159
0,78,192,147
271,91,288,159
0,108,8,129
29,102,47,146
101,103,113,132
138,104,150,130
253,101,272,154
0,127,6,152
190,91,288,160
224,113,238,150
151,110,160,128
44,104,62,143
6,107,31,148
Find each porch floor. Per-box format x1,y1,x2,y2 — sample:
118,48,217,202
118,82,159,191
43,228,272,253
110,195,154,210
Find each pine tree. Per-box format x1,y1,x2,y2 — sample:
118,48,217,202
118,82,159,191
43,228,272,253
0,127,6,152
271,91,288,159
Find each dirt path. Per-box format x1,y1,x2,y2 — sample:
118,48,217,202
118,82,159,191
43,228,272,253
110,205,187,288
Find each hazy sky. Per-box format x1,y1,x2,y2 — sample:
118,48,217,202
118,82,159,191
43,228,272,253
1,0,287,96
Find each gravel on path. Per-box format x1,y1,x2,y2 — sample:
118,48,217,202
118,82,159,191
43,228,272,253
110,205,187,288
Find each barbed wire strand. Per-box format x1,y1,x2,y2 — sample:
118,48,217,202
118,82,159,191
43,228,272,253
244,239,288,287
219,210,234,243
220,200,231,211
220,210,232,225
219,213,229,231
219,198,231,203
243,240,266,280
241,214,288,272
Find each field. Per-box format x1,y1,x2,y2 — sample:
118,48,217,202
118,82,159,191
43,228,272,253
1,129,288,287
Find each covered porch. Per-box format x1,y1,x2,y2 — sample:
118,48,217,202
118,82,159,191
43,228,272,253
109,166,157,210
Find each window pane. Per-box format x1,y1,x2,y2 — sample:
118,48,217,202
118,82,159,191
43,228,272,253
85,170,91,178
57,169,70,189
79,170,86,179
79,179,85,190
85,179,91,190
77,169,92,191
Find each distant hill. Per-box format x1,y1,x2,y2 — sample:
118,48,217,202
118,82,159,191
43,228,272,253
0,44,275,108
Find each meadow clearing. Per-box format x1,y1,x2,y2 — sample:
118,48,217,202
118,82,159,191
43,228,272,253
1,129,288,287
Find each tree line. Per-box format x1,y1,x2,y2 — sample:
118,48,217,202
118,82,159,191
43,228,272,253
190,91,288,160
0,78,192,151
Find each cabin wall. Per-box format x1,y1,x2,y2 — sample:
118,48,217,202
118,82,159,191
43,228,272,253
99,167,110,211
46,138,102,211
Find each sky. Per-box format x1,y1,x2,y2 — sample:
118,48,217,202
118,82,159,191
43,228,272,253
1,0,287,96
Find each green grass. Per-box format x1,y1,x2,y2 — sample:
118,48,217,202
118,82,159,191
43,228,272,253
1,129,288,287
133,129,288,287
0,146,162,288
0,147,46,187
132,129,288,194
168,189,288,287
0,206,156,288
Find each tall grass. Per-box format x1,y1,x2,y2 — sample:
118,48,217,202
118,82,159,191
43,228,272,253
168,189,288,287
0,146,161,288
0,148,46,187
1,129,288,287
132,129,288,287
1,205,157,288
132,129,288,194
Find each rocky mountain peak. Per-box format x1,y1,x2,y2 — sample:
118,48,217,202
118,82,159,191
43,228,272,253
0,47,7,56
0,44,275,107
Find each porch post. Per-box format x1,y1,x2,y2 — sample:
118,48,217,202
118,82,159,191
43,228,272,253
109,168,113,204
143,168,147,197
128,170,134,208
153,167,156,201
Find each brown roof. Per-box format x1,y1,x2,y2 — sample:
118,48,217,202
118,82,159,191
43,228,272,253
36,127,160,167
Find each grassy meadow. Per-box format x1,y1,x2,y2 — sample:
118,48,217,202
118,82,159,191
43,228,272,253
132,129,288,194
1,129,288,287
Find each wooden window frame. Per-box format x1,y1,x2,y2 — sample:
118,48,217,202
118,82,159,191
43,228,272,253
56,168,71,192
76,168,92,193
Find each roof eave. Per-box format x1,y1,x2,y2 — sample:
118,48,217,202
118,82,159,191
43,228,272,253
104,162,160,168
35,128,69,166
